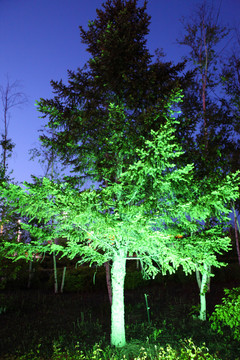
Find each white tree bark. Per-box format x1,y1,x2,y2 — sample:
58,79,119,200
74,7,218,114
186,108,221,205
199,263,208,321
110,248,126,347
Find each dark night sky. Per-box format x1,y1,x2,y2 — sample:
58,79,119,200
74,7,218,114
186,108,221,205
0,0,239,183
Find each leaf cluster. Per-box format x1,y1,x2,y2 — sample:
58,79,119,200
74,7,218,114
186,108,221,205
210,287,240,341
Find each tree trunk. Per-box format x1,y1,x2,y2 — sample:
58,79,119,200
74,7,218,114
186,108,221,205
27,260,33,288
60,266,67,293
199,263,208,321
196,269,201,289
110,248,126,347
53,252,58,293
105,261,112,305
233,205,240,265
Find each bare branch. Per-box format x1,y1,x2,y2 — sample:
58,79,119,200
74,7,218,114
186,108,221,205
0,74,28,171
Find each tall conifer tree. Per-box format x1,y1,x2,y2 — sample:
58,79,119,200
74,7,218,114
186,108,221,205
37,0,185,186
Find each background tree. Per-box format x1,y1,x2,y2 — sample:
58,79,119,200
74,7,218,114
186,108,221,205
29,129,67,293
1,93,239,347
0,76,27,286
0,75,27,240
221,27,240,265
0,75,27,175
29,128,66,181
176,0,234,174
221,28,240,122
176,0,237,311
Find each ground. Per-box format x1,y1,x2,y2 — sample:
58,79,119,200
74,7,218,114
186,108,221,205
0,257,240,359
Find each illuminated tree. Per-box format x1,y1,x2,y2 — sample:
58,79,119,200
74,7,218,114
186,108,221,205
34,0,188,302
2,92,239,347
34,0,188,305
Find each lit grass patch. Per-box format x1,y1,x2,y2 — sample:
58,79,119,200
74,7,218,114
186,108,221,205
1,339,222,360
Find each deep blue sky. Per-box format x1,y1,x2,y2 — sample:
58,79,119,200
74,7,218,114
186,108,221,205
1,0,239,183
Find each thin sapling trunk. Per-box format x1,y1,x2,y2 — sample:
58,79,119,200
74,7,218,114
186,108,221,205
53,252,58,294
60,266,67,293
233,204,240,265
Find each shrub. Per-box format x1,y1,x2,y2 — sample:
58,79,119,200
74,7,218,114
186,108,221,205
135,339,220,360
210,287,240,341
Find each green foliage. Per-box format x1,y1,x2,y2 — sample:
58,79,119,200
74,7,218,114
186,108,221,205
0,258,27,290
37,0,185,186
210,287,240,341
1,92,239,278
1,92,240,347
1,339,221,359
221,50,240,114
156,338,220,359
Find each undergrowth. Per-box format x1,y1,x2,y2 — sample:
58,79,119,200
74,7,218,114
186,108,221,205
1,265,240,360
0,338,222,360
